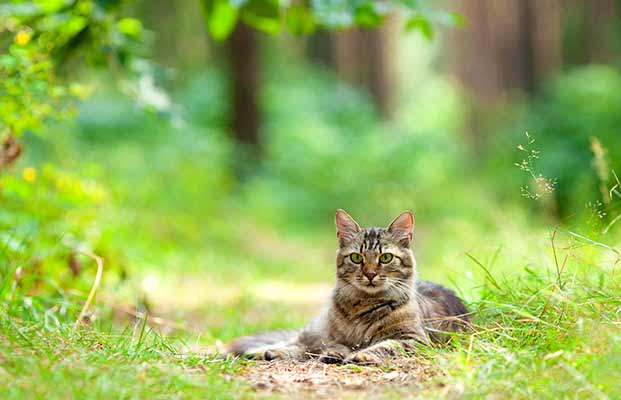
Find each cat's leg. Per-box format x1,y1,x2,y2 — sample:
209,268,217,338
244,341,307,361
318,343,353,364
344,339,418,365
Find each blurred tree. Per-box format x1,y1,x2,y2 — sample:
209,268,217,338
332,24,396,119
364,23,395,119
1,0,447,172
447,0,621,153
584,0,617,63
306,30,335,66
199,0,451,167
531,0,563,81
227,22,260,156
568,0,621,66
142,0,209,69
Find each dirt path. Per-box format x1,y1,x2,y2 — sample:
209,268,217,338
235,358,446,399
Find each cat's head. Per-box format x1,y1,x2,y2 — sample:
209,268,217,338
335,209,416,294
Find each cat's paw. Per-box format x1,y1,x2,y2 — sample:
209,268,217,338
345,350,382,366
243,348,285,361
263,349,289,361
319,350,346,364
242,349,266,360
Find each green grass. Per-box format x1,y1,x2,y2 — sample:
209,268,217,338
2,224,620,399
435,248,621,398
0,320,251,399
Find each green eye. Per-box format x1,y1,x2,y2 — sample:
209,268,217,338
349,253,363,264
379,253,393,263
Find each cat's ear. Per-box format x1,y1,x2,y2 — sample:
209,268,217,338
387,211,414,247
335,209,361,246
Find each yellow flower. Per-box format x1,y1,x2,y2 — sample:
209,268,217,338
15,31,32,46
22,167,37,183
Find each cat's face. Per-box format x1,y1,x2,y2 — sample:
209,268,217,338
335,210,416,294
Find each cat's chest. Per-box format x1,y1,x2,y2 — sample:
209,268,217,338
329,301,417,348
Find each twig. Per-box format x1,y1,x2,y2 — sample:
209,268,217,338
75,250,104,328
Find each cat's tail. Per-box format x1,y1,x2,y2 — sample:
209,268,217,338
223,329,301,357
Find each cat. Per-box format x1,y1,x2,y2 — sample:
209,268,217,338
224,209,470,365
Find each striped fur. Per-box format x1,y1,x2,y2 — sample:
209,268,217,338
224,210,469,364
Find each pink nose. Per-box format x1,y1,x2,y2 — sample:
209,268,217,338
364,271,377,282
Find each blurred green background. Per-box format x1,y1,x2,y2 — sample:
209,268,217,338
2,0,621,342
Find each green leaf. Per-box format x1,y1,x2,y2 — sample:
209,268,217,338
405,14,433,39
117,18,143,37
240,0,280,35
94,0,122,10
201,0,239,41
36,0,66,13
354,3,383,28
285,5,316,35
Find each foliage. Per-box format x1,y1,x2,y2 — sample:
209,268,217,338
436,232,621,398
200,0,463,40
0,162,108,325
484,66,621,224
236,62,501,231
0,0,146,137
522,66,621,218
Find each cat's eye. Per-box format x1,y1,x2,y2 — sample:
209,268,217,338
379,253,394,263
349,253,363,264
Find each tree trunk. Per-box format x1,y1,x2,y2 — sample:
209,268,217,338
449,0,504,103
227,22,261,156
516,0,536,94
307,30,335,67
531,0,563,82
363,21,395,119
585,0,619,64
333,28,367,86
447,0,504,153
562,0,589,67
447,0,552,153
332,24,394,119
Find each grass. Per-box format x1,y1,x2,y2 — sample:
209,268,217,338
0,320,250,399
2,222,620,399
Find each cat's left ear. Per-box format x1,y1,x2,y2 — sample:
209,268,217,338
387,211,414,247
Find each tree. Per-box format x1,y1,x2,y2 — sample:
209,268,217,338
200,0,450,163
227,22,260,155
446,0,621,153
1,0,446,171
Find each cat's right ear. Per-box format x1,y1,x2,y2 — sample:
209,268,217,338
335,209,361,246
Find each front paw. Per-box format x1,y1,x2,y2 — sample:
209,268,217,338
244,348,286,361
345,350,382,365
263,349,289,361
319,350,346,364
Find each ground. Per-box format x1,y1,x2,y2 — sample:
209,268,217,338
2,218,620,399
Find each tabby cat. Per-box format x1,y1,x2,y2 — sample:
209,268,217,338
225,210,469,365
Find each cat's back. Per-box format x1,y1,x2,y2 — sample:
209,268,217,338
416,280,470,338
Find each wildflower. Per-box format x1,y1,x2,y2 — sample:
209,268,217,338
22,167,37,183
15,31,32,46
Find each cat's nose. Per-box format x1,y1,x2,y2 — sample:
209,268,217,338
364,271,377,282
